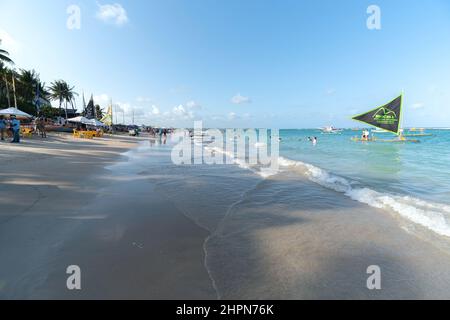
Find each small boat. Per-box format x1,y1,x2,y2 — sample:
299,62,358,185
371,128,390,134
320,126,343,134
402,128,434,137
351,137,420,143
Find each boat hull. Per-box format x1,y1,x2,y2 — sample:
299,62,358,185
351,137,420,143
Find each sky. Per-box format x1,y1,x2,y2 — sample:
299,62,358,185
0,0,449,128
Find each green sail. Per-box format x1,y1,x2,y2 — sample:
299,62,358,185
352,95,403,135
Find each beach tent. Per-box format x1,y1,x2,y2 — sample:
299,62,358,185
67,116,92,124
0,107,33,119
87,119,107,127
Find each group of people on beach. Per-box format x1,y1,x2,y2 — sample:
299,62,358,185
0,115,21,143
0,115,48,144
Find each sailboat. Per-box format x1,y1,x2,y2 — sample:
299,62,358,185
101,102,114,126
351,94,420,143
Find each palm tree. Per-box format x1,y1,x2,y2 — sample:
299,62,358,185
0,40,14,108
48,80,66,117
0,61,11,107
0,64,18,109
17,69,39,104
64,83,78,113
48,80,77,119
0,41,14,108
0,48,13,65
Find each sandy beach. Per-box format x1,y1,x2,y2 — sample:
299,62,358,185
2,133,450,300
0,134,215,299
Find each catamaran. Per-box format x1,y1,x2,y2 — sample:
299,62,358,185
351,94,420,143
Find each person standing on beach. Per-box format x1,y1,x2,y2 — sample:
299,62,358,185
38,117,47,138
0,116,7,141
10,115,21,143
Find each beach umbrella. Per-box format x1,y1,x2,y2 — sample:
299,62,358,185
67,116,92,124
0,107,33,119
87,119,107,127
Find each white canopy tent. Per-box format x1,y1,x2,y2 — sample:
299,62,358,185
67,116,92,124
87,119,107,127
0,108,33,119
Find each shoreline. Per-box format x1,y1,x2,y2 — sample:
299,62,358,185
0,133,138,298
0,133,215,299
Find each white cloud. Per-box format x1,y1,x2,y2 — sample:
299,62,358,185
96,3,129,26
93,93,110,107
231,93,252,105
151,105,160,115
412,102,425,110
210,115,224,121
136,96,152,103
0,29,20,56
186,100,202,110
228,112,238,120
82,95,209,125
173,105,195,119
325,88,336,96
227,112,251,121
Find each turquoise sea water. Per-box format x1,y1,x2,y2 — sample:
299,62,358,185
269,129,450,237
122,128,450,239
279,129,450,205
196,128,450,237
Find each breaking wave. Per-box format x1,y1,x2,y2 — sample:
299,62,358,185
202,143,450,238
278,156,450,238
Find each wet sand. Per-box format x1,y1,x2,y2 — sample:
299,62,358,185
0,134,215,299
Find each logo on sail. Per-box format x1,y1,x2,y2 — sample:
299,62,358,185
373,107,398,125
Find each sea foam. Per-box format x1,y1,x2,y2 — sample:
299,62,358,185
277,156,450,238
203,143,450,237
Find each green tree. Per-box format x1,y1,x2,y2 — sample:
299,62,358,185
48,80,77,119
39,105,60,119
0,61,11,108
0,47,13,65
16,69,47,116
95,104,104,120
48,80,65,117
0,40,14,108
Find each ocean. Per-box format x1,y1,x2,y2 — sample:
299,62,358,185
275,129,450,237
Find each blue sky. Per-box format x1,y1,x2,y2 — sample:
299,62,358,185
1,0,449,128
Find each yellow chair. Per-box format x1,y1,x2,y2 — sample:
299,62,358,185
83,131,95,139
73,130,94,139
21,128,33,138
73,129,81,138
